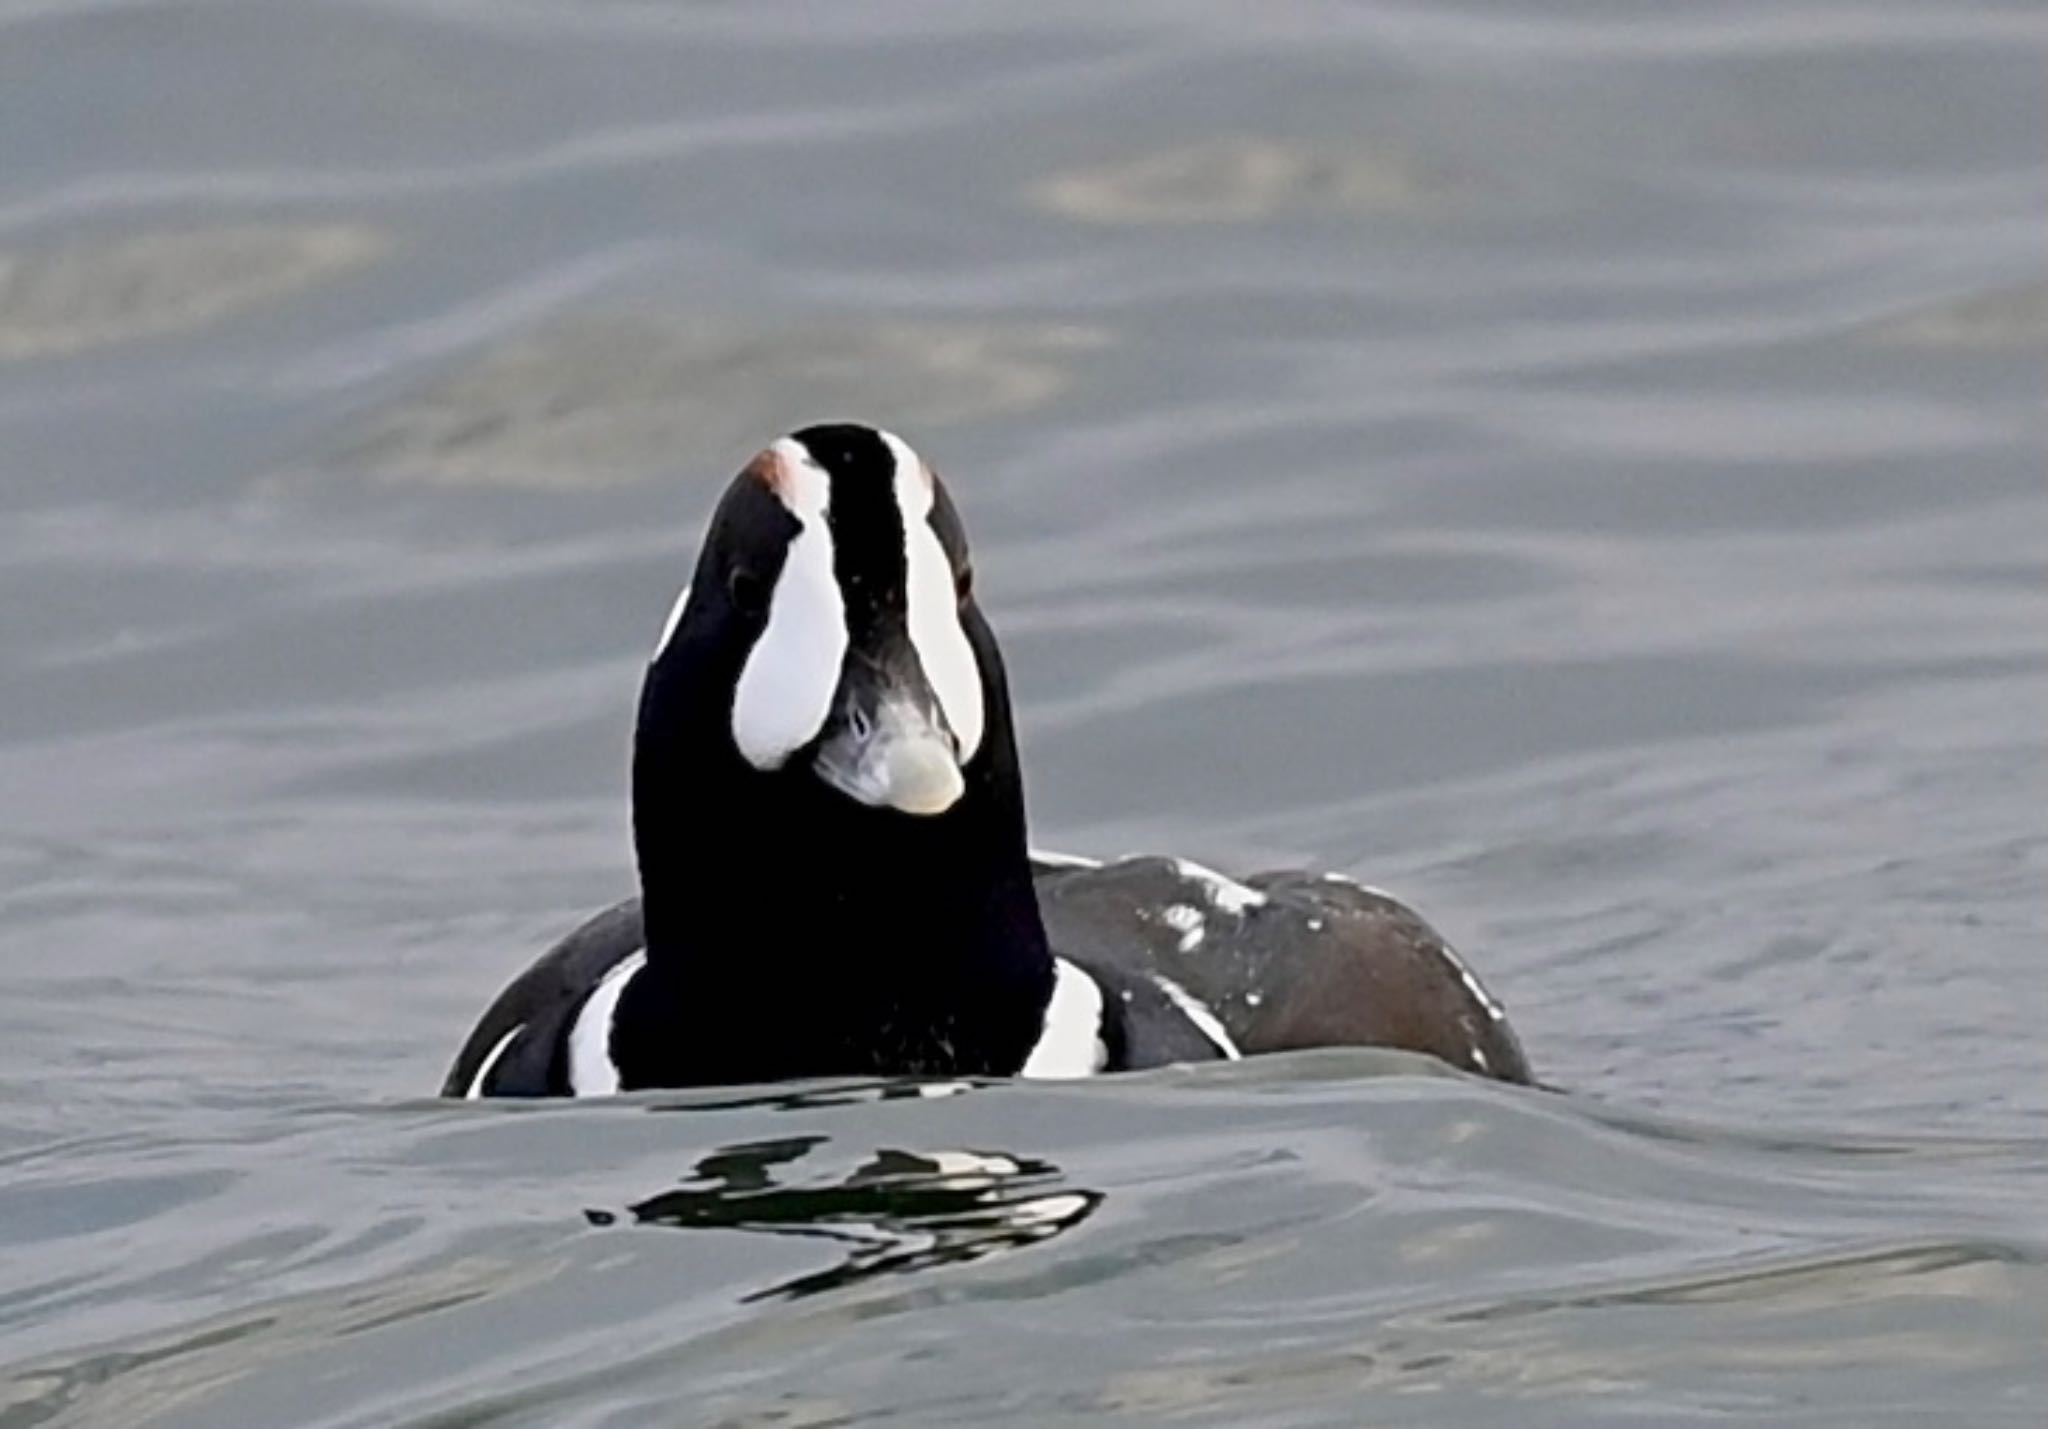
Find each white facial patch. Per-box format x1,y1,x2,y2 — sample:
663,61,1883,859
879,429,985,763
731,440,848,769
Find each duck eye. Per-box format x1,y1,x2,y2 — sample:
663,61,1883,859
728,567,770,617
954,564,974,605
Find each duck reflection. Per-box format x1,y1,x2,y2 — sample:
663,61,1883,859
587,1137,1101,1300
643,1077,983,1115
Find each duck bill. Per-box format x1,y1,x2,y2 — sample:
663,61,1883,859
812,668,965,816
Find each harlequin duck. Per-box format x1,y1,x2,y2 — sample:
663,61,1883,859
443,424,1531,1097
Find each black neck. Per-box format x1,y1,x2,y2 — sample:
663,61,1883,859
619,604,1052,1086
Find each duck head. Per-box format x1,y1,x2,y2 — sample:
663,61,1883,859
632,424,1042,992
703,424,982,814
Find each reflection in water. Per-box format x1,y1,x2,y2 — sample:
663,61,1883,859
0,225,386,359
1098,1239,2038,1415
1868,279,2048,349
331,317,1107,489
588,1137,1102,1302
644,1077,985,1116
1030,137,1436,225
1438,1239,2036,1320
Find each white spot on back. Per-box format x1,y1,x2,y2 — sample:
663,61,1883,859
1320,870,1508,1023
1029,848,1102,870
1434,943,1507,1021
731,439,846,769
1160,902,1207,952
1172,858,1267,915
1020,958,1107,1078
463,1024,522,1099
1471,1048,1491,1072
567,951,646,1096
880,428,984,763
1322,870,1397,900
1150,974,1241,1059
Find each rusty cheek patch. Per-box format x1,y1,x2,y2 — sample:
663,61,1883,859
741,445,792,502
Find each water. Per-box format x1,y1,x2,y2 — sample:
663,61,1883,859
1,1,2043,1423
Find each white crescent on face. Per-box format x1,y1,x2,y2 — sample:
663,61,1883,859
880,428,985,763
728,438,848,769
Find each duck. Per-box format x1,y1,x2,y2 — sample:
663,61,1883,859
443,423,1531,1097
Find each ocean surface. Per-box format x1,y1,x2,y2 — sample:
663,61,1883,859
2,2,2044,1424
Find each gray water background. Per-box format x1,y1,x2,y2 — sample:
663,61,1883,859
1,1,2045,1423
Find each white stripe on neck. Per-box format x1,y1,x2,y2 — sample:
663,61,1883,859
653,583,691,660
567,951,646,1096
